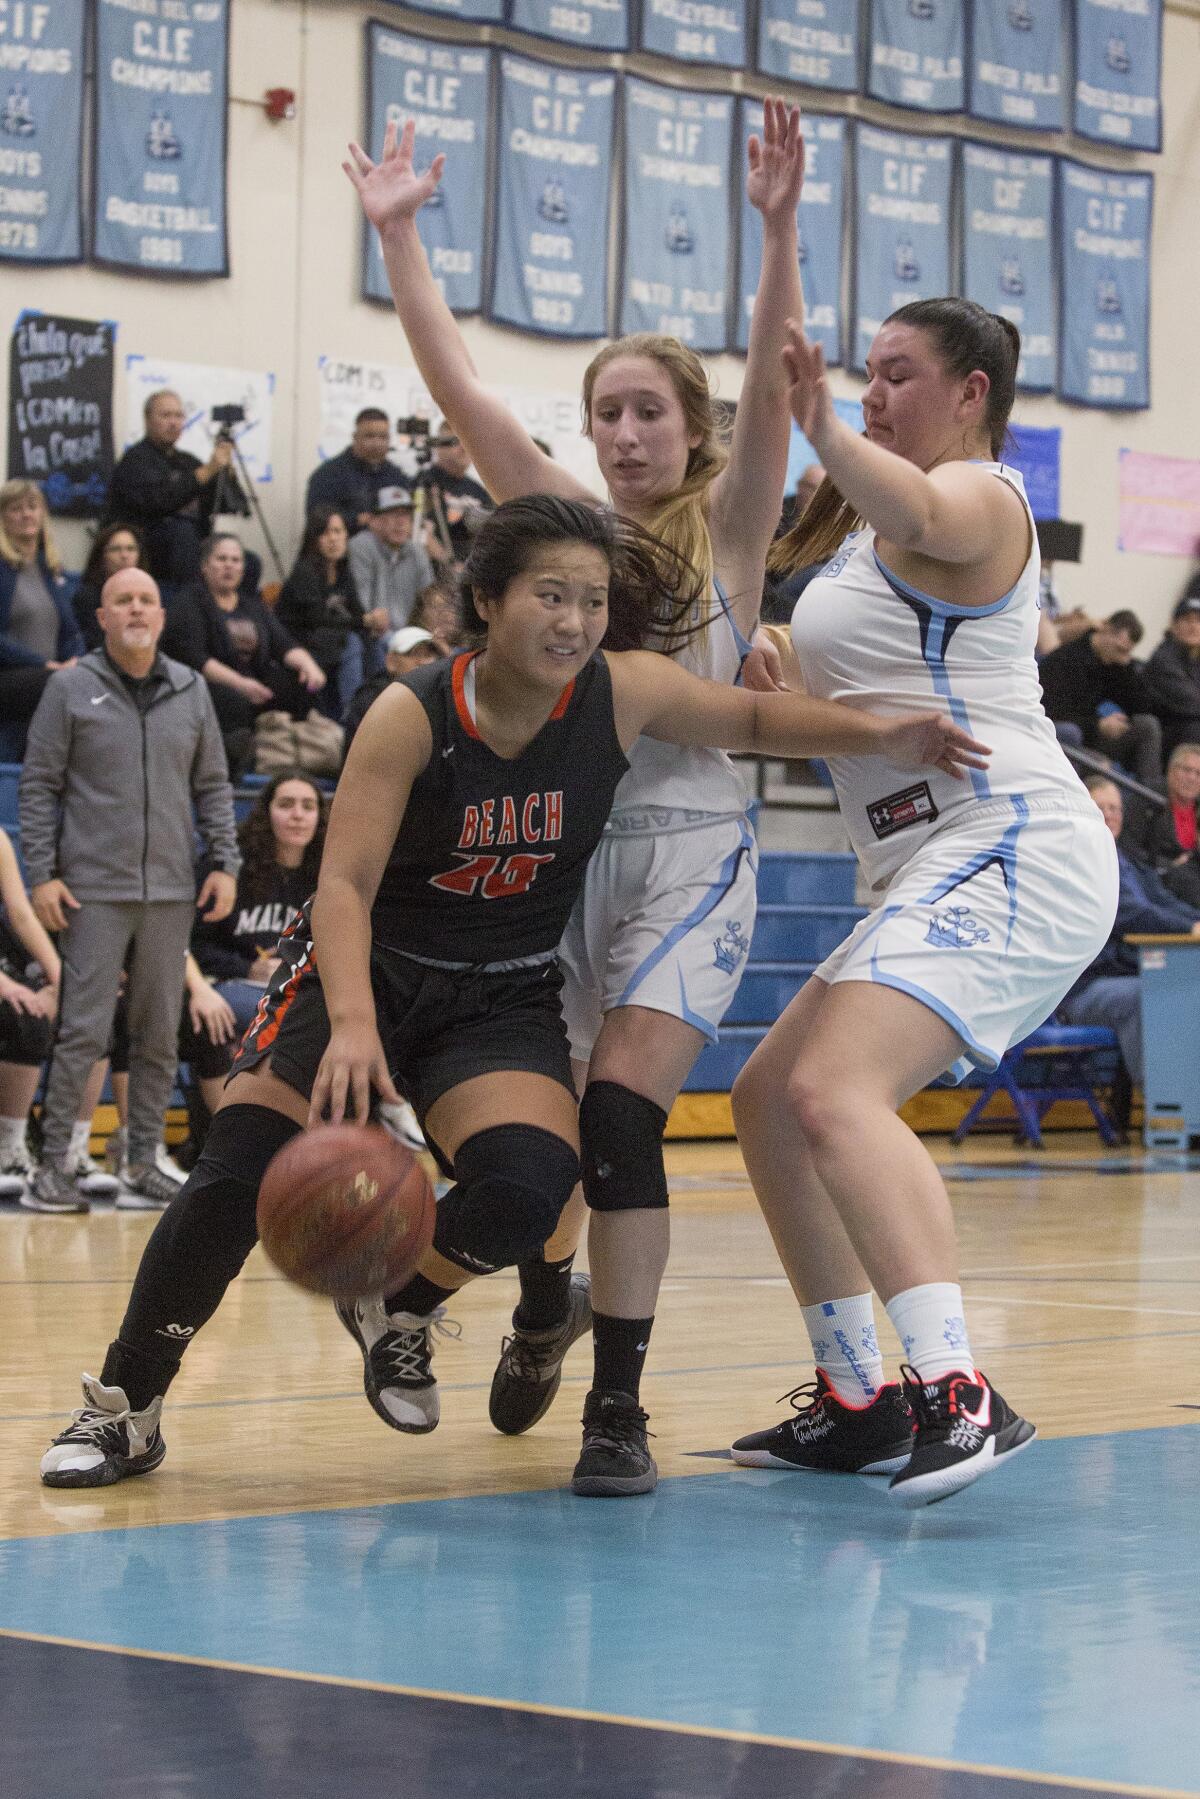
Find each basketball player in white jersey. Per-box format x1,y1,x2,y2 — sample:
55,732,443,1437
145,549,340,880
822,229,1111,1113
730,299,1118,1506
345,104,805,1493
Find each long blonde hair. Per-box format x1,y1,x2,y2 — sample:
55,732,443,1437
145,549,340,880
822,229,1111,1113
582,335,729,640
0,479,62,574
769,478,861,579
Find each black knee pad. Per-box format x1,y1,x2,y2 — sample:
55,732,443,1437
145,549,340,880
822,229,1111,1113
433,1124,579,1276
579,1080,669,1213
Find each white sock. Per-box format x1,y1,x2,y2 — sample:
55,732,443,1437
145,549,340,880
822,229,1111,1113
885,1283,975,1384
0,1115,28,1159
69,1120,92,1162
801,1294,885,1404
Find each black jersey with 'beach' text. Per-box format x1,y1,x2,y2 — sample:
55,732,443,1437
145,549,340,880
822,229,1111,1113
371,652,628,962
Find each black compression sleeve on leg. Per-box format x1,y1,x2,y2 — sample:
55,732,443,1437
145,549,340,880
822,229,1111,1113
105,1104,302,1406
579,1081,669,1213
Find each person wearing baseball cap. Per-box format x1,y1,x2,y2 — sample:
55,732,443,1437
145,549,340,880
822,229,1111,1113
348,484,438,646
1143,592,1200,759
341,623,442,757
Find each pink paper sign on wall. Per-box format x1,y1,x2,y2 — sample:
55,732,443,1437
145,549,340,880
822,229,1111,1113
1119,450,1200,557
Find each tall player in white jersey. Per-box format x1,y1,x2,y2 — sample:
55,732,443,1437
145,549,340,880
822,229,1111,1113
731,299,1118,1506
346,105,805,1494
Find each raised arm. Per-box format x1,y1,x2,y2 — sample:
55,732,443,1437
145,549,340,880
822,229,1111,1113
345,121,590,507
707,101,805,591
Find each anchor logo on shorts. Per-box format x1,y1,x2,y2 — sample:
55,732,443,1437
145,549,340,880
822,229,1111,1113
713,920,749,976
925,906,990,950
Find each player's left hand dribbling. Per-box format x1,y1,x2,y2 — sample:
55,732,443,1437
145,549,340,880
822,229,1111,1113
883,712,992,780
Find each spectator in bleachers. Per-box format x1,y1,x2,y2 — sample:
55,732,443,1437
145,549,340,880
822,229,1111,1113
1059,774,1200,1088
72,524,150,651
276,508,368,718
17,566,239,1214
0,480,84,761
1037,608,1163,787
304,408,409,532
347,486,436,638
409,579,465,649
163,532,325,776
1122,741,1200,909
414,422,491,568
342,626,442,755
1142,595,1200,758
0,823,58,1200
103,391,235,591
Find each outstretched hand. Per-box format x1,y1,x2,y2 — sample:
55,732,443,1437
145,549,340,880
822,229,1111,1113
781,317,834,447
343,119,445,234
746,97,805,222
881,712,992,781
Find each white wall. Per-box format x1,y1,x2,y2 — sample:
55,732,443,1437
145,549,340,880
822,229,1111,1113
3,0,1198,636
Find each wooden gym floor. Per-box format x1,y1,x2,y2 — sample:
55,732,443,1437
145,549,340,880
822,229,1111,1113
2,1133,1198,1798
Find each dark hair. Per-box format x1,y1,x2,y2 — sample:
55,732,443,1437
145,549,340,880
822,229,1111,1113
199,530,243,567
237,770,328,905
771,297,1021,579
81,522,148,591
459,494,705,654
354,408,389,427
298,506,350,569
1106,609,1144,645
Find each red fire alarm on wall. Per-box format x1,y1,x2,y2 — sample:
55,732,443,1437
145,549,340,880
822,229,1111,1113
264,88,296,121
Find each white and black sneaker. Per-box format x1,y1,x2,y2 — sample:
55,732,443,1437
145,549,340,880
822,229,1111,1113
23,1160,89,1214
489,1273,593,1436
731,1373,915,1475
115,1162,179,1211
888,1366,1036,1508
0,1141,35,1200
377,1099,426,1153
70,1150,121,1199
40,1375,166,1488
336,1297,459,1433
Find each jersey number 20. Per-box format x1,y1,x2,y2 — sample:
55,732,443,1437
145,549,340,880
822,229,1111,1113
429,852,555,900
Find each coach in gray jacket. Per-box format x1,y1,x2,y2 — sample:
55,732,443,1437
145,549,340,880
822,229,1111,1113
19,568,240,1213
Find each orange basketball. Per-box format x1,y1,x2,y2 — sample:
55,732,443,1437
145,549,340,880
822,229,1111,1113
256,1123,436,1300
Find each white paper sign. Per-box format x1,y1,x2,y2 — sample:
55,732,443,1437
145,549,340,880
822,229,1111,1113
124,354,275,484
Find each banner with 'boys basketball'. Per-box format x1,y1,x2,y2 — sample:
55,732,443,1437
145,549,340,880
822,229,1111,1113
755,0,860,93
969,0,1066,133
737,105,844,364
852,125,952,372
489,54,614,339
510,0,630,52
364,27,488,315
638,0,746,69
0,0,84,265
866,0,964,114
620,80,733,353
93,0,228,275
1059,161,1152,409
1074,0,1162,150
961,144,1055,394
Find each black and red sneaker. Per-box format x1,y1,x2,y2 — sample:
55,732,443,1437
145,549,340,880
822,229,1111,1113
888,1366,1036,1508
731,1372,915,1475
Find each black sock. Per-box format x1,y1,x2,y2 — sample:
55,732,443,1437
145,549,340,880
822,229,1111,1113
385,1271,456,1317
101,1339,181,1413
514,1253,576,1332
592,1312,654,1404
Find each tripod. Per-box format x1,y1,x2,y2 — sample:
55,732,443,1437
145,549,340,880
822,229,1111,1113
212,430,286,583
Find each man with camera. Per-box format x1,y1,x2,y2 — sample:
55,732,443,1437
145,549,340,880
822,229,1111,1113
413,422,491,567
104,392,244,593
304,408,410,532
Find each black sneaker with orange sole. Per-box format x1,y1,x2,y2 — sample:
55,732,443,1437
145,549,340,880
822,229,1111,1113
731,1372,915,1475
888,1366,1036,1508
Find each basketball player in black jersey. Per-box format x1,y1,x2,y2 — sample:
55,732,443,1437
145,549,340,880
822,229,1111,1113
40,496,987,1491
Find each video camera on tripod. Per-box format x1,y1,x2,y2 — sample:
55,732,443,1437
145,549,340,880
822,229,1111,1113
396,414,434,469
208,401,286,578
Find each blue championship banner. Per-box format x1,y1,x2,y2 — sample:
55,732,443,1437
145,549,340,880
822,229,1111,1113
1059,160,1152,409
755,0,860,92
737,105,844,363
638,0,746,70
510,0,629,52
961,143,1054,394
0,0,84,264
969,0,1066,132
401,0,503,22
489,54,614,339
620,80,733,352
1074,0,1162,150
93,0,228,275
364,28,487,315
852,125,952,371
867,0,964,113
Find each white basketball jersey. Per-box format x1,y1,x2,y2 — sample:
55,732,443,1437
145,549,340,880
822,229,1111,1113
789,465,1090,891
612,580,753,823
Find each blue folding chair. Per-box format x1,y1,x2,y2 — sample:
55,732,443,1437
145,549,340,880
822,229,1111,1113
951,1023,1123,1148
